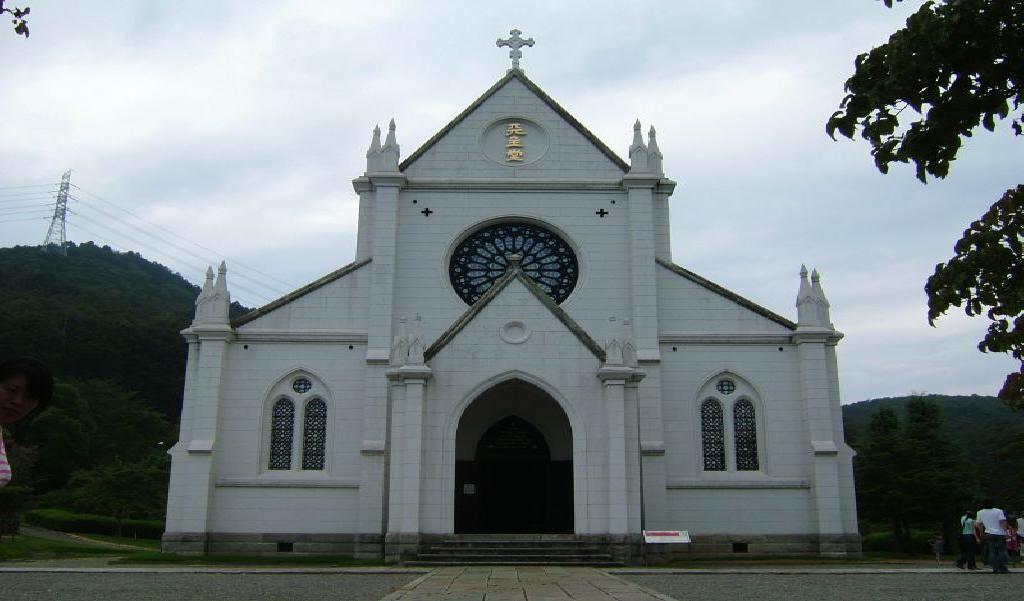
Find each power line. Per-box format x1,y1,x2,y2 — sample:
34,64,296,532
71,184,299,291
0,215,50,225
69,212,274,303
70,197,289,297
0,183,56,191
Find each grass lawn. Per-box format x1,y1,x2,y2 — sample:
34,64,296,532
111,552,387,566
72,533,162,550
659,551,940,567
0,534,126,561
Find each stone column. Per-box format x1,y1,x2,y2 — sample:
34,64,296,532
384,364,432,562
795,330,845,555
163,326,231,553
622,176,661,361
599,366,633,536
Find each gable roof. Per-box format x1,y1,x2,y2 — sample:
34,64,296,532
656,258,797,331
232,258,372,328
424,266,606,362
399,69,630,173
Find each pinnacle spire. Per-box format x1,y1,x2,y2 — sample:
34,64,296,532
629,120,648,173
647,125,663,175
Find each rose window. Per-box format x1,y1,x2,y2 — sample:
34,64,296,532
449,222,578,305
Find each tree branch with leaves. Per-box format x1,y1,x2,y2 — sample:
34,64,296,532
0,1,28,38
827,0,1024,407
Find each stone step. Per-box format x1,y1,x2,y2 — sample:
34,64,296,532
413,556,606,565
427,546,604,554
428,544,602,556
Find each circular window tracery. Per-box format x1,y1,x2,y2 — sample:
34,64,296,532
715,379,736,395
292,378,312,394
449,222,578,305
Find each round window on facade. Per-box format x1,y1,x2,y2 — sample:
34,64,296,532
715,379,736,395
292,378,312,394
449,221,578,305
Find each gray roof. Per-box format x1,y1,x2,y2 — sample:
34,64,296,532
656,258,797,330
232,258,372,328
400,69,630,173
424,266,606,362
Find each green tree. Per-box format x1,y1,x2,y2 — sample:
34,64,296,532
66,458,168,536
854,398,974,551
826,0,1024,407
855,407,914,550
7,379,172,492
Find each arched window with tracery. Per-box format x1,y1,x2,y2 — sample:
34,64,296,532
733,399,759,471
302,398,327,470
268,398,295,470
701,398,726,471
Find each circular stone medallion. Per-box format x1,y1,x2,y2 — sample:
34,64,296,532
480,117,549,166
500,320,531,344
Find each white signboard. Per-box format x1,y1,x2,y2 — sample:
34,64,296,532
643,530,691,544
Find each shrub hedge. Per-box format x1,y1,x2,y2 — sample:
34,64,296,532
24,508,164,540
861,529,936,554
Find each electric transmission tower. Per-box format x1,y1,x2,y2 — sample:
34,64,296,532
43,170,72,255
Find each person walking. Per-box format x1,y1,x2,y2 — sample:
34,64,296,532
956,510,979,570
977,499,1011,574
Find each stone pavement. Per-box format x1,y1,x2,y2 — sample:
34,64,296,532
381,566,675,601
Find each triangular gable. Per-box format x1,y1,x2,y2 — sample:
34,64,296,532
656,258,797,331
424,267,605,362
400,70,629,176
232,258,371,328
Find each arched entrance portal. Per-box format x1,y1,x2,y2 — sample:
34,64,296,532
454,379,573,533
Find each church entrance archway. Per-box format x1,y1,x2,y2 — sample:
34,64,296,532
454,379,573,534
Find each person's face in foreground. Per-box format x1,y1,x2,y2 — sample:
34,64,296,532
0,374,40,424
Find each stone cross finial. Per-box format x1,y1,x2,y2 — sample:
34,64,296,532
496,29,535,71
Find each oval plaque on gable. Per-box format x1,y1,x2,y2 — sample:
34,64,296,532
480,117,549,166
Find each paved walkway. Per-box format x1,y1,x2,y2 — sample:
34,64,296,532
382,567,674,601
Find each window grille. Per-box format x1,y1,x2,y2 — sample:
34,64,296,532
269,398,295,470
302,398,327,470
734,399,759,471
701,398,726,471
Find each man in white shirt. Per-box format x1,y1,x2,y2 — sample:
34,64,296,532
977,499,1010,574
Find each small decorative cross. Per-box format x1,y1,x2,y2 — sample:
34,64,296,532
596,208,609,218
496,29,535,71
421,208,433,217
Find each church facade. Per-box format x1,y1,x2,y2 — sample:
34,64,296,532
163,54,860,560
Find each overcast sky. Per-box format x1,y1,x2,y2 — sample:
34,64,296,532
1,1,1018,403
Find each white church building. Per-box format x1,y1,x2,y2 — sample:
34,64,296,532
163,33,860,561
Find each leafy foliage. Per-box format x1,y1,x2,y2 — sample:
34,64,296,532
828,1,1024,406
66,458,168,535
0,1,29,38
850,397,975,551
0,243,248,418
926,186,1024,407
844,393,1024,511
827,0,1024,182
5,379,173,492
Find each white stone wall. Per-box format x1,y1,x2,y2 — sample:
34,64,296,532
203,340,369,533
392,189,629,346
402,77,624,180
422,277,607,535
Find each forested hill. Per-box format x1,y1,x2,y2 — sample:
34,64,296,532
843,394,1024,451
0,243,248,418
843,394,1024,504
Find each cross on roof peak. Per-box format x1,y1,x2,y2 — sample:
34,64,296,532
496,28,535,71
